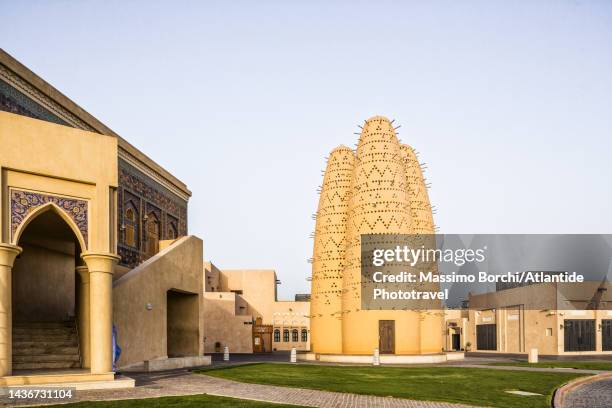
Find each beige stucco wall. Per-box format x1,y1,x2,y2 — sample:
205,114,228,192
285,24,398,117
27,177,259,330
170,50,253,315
0,111,118,253
219,269,278,319
204,261,221,292
113,235,204,368
203,292,253,353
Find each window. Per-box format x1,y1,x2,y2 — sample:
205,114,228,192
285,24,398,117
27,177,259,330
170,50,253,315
301,329,308,342
145,214,160,257
292,329,298,342
564,319,596,352
168,222,178,240
274,329,280,342
283,329,289,342
124,206,137,247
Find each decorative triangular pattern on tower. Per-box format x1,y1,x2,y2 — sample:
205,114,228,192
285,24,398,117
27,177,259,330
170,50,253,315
310,116,442,355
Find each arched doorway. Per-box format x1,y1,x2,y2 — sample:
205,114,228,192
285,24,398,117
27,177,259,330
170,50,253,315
12,207,84,371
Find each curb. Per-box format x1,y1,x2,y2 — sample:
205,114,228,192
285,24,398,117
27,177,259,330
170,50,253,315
552,372,612,408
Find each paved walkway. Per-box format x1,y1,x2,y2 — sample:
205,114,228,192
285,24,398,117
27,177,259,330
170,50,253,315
564,376,612,408
0,371,478,408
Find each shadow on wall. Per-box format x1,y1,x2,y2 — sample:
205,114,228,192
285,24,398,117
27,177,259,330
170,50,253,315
12,210,78,323
113,235,204,369
167,289,199,357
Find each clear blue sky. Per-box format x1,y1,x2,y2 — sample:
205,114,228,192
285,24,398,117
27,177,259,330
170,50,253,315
2,1,611,299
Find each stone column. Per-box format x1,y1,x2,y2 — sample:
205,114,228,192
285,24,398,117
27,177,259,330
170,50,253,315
75,265,91,368
0,243,22,377
81,252,120,374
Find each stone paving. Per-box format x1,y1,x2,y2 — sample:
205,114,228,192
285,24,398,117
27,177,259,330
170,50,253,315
564,377,612,408
0,371,478,408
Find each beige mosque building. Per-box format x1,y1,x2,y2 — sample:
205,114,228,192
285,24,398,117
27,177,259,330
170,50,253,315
0,49,208,387
308,116,448,361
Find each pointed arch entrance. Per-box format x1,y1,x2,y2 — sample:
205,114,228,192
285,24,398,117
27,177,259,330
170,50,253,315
11,204,87,371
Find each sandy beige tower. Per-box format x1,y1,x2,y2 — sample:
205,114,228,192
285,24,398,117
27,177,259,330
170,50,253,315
310,116,443,356
310,146,354,353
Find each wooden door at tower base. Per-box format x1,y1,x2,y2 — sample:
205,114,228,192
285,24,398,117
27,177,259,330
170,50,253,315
379,320,395,354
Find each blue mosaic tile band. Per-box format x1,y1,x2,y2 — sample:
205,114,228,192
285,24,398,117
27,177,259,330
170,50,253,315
0,79,68,126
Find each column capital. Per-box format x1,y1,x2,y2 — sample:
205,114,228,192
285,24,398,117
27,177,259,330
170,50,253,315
75,265,90,281
81,252,121,274
0,243,22,267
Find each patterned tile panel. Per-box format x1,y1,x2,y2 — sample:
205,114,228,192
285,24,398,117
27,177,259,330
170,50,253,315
10,189,88,247
118,158,188,268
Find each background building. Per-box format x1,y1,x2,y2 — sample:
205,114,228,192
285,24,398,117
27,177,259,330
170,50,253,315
204,262,310,353
443,278,612,356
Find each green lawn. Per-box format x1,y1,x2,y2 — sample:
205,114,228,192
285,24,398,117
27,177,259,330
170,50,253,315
489,360,612,371
39,394,305,408
197,363,586,408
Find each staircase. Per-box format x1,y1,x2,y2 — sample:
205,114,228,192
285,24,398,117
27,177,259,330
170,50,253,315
12,320,81,370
